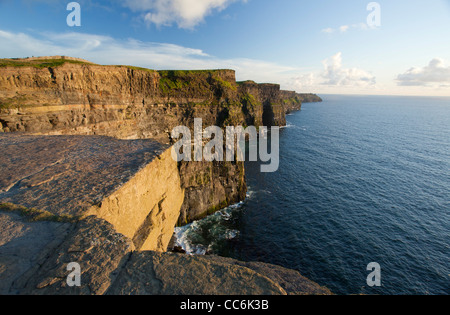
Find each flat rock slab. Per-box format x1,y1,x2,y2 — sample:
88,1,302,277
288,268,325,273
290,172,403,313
107,251,287,295
107,252,332,295
0,212,72,294
0,211,332,295
15,216,135,295
0,134,168,217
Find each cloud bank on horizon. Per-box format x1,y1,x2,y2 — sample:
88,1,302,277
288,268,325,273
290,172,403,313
397,58,450,87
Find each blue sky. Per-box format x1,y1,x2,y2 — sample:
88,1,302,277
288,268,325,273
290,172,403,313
1,0,450,96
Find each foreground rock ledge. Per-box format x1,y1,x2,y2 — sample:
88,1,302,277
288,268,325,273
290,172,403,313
0,212,332,295
0,133,184,252
0,134,331,295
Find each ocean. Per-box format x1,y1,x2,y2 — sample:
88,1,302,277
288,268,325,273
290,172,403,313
175,95,450,295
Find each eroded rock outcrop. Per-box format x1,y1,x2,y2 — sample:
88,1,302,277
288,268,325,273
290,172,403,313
177,161,246,225
0,134,183,252
297,93,323,103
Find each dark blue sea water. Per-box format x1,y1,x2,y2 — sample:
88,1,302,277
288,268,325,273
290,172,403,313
175,95,450,295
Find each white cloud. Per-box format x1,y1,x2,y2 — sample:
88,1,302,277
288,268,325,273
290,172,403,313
0,29,209,65
285,52,376,94
121,0,245,29
339,25,350,33
322,23,370,34
321,52,376,86
321,27,334,34
396,58,450,86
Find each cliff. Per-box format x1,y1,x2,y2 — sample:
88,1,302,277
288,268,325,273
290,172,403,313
297,93,323,103
0,62,306,138
0,57,329,295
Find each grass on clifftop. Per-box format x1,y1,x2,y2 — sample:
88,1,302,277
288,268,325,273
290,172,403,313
158,69,237,97
0,58,92,69
115,65,157,73
0,203,81,223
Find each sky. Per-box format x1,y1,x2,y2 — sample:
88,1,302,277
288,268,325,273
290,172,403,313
0,0,450,96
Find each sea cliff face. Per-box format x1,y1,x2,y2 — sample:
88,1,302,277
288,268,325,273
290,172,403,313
0,63,304,137
296,93,323,103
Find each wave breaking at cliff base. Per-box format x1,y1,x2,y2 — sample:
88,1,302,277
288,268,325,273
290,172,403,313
174,202,245,256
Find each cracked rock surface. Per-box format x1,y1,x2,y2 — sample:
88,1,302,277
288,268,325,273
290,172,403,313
0,212,331,295
0,134,167,217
